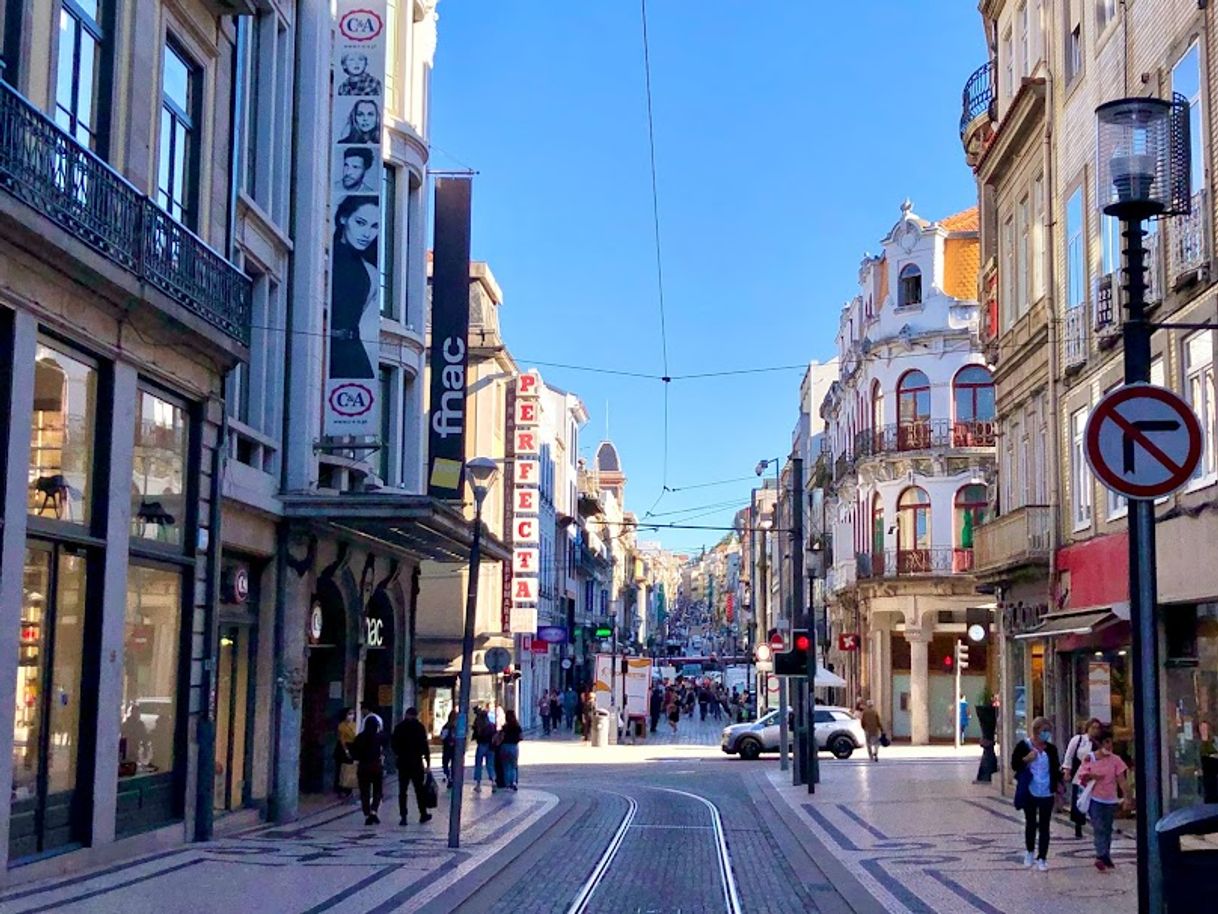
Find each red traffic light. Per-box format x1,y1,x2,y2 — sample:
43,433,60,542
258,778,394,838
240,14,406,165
943,655,954,670
794,634,811,652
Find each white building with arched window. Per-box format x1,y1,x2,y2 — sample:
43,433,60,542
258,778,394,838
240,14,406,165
822,201,996,745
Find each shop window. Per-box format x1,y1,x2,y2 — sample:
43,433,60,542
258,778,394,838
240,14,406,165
1164,603,1218,809
132,389,188,546
28,342,97,526
118,565,183,834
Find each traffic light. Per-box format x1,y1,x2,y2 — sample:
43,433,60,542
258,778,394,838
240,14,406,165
955,640,970,671
774,629,810,676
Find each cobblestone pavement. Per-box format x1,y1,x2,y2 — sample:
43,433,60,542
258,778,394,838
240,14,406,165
767,752,1139,914
0,782,557,914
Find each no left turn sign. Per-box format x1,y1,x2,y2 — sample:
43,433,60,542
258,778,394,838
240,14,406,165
1084,383,1203,499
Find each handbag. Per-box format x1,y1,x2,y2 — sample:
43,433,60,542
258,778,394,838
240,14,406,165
1075,779,1095,816
422,770,439,809
1013,766,1032,811
339,762,359,791
880,731,891,748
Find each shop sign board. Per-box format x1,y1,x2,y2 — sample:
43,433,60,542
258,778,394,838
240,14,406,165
326,1,388,439
1085,384,1202,499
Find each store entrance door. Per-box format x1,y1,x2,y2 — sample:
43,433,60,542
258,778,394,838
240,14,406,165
214,624,252,811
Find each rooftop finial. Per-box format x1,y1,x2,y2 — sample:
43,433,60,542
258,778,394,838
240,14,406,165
900,198,913,215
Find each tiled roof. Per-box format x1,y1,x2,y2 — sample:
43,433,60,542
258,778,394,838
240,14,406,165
938,207,979,233
943,236,980,302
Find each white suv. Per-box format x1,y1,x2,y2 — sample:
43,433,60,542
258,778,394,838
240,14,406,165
721,706,865,760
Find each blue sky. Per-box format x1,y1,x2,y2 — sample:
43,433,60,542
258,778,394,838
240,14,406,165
430,2,981,553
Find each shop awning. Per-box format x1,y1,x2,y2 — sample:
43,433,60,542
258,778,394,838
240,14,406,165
282,493,511,563
1013,609,1117,640
815,665,847,688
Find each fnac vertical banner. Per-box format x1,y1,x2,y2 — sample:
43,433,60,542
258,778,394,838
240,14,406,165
427,177,473,497
326,1,387,438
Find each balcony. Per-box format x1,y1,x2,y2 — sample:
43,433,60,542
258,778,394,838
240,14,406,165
0,78,250,345
853,419,995,458
1168,189,1210,286
858,547,974,579
1064,304,1087,370
959,61,996,168
827,560,857,594
973,505,1052,576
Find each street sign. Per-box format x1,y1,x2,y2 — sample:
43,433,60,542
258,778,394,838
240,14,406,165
484,646,511,674
536,625,567,644
769,632,786,652
837,633,860,652
1085,383,1203,499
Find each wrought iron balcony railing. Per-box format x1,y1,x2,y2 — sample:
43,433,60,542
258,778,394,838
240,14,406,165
853,419,995,458
858,547,974,579
1064,304,1087,369
1168,189,1210,284
0,78,250,345
959,61,996,138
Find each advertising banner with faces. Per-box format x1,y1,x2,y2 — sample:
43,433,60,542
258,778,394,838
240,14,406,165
325,1,387,438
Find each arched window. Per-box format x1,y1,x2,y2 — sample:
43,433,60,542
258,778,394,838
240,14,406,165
870,380,884,455
954,484,988,572
953,365,996,446
897,370,931,450
897,486,931,573
871,493,885,573
899,263,922,307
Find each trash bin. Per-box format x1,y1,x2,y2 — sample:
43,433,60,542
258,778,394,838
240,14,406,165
1156,803,1218,912
591,709,611,747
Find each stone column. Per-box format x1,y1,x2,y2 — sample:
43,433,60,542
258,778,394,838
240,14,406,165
906,628,932,745
271,529,313,823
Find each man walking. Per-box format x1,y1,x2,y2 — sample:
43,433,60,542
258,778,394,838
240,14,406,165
563,686,578,731
958,693,970,743
539,690,551,736
860,700,884,762
390,707,432,825
649,683,664,733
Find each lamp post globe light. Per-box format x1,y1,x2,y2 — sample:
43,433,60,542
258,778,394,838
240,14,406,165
447,457,499,850
1094,95,1189,914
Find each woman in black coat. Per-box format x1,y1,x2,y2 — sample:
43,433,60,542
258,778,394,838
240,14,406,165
352,713,386,825
1010,715,1062,870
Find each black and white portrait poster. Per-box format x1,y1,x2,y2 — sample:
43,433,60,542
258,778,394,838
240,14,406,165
326,1,387,437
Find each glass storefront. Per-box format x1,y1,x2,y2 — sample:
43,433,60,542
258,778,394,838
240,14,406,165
131,389,187,545
117,564,182,835
1166,602,1218,809
28,343,96,525
10,545,87,859
1071,650,1133,759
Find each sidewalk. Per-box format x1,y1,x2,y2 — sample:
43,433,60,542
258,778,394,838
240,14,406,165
767,751,1137,914
0,777,558,914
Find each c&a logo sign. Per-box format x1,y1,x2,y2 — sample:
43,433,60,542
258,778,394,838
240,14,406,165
339,9,384,42
330,382,374,417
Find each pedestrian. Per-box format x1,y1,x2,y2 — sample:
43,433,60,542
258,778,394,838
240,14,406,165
958,693,971,742
539,690,551,736
549,692,562,734
698,684,709,721
563,686,578,731
649,684,664,733
666,690,680,733
472,707,497,791
1011,716,1062,871
712,686,723,721
390,707,433,826
1063,718,1103,838
499,709,523,790
1076,726,1131,871
439,710,457,787
335,707,357,799
582,690,597,742
352,713,385,825
859,700,884,762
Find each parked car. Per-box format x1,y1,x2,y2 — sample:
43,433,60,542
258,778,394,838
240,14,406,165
721,705,864,760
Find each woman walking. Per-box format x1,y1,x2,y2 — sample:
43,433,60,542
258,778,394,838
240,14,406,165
439,710,457,787
499,710,524,790
1062,718,1103,838
538,690,552,736
666,688,680,733
1011,716,1062,871
352,713,386,825
549,692,562,734
335,708,357,799
1077,727,1131,870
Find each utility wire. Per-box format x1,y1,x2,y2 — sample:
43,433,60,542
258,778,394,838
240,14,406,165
640,0,669,380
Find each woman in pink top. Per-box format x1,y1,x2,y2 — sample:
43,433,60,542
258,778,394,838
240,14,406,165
1077,727,1131,870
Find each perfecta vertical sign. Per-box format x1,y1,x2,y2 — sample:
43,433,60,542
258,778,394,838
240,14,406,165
510,370,541,635
427,177,473,496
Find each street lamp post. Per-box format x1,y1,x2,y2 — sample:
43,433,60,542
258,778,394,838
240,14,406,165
447,457,499,850
1095,96,1189,914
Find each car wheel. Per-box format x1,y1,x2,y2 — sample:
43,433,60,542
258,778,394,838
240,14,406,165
830,735,855,759
738,737,762,761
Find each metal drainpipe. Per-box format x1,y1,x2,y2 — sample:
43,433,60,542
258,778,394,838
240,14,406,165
196,400,228,841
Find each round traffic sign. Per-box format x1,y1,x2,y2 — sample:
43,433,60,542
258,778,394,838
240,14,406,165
1085,383,1203,499
769,632,786,651
484,646,512,674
